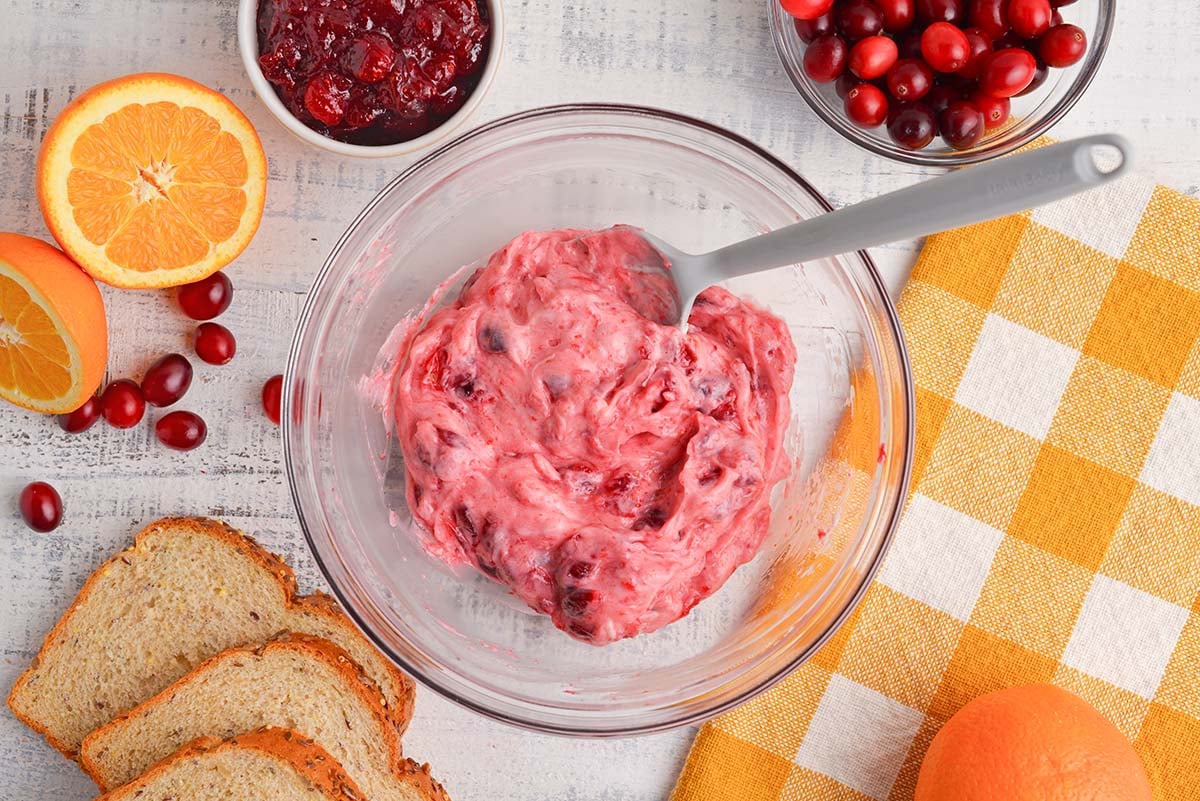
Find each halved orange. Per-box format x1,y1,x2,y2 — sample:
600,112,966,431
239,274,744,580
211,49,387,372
38,73,267,289
0,233,108,413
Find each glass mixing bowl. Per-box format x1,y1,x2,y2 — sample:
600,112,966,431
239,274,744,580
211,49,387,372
770,0,1115,166
284,105,914,735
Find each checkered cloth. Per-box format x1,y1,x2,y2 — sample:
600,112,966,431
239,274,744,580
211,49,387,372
672,170,1200,801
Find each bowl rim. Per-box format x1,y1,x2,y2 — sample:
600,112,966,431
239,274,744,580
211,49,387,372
236,0,505,158
769,0,1117,166
283,103,916,735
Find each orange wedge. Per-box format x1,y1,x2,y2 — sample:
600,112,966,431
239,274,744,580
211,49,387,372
0,233,108,413
37,73,267,289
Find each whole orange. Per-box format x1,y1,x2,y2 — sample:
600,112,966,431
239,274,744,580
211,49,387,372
915,684,1152,801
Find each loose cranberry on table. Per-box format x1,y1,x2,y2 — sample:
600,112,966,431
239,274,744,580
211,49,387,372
257,0,492,146
141,354,194,408
19,481,62,533
100,380,146,429
156,411,208,451
178,272,233,321
263,374,284,426
195,322,237,366
59,396,101,434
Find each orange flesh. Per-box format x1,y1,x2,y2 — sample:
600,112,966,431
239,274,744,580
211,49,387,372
0,274,72,399
66,102,250,273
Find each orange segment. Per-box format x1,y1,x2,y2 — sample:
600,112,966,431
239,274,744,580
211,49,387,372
0,233,107,413
38,73,267,289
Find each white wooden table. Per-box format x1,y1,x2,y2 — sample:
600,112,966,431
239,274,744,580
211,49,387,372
2,1,1198,799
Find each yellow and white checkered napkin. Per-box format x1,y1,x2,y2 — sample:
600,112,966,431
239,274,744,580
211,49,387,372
673,171,1200,801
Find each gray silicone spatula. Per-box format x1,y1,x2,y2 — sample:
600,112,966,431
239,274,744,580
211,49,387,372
639,134,1132,327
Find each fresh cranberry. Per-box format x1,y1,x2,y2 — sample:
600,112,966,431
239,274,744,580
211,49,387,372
837,0,885,40
19,481,62,533
925,83,964,114
921,22,971,72
141,354,193,408
195,322,237,366
263,375,284,426
980,48,1038,96
916,0,963,24
344,32,395,83
836,70,859,98
845,83,890,127
970,90,1011,128
101,380,146,429
1049,8,1062,25
876,0,915,32
59,396,101,433
849,36,899,79
1016,58,1049,95
781,0,835,19
1040,23,1087,67
887,103,937,149
1007,0,1052,39
156,411,208,451
958,27,993,78
967,0,1009,39
939,100,986,149
795,10,836,41
886,58,934,100
177,272,233,321
803,35,849,82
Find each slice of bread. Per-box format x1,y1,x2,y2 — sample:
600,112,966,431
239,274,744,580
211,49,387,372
8,517,414,757
93,727,367,801
81,634,443,801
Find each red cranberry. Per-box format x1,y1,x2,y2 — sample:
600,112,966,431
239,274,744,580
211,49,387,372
980,48,1038,96
971,90,1011,128
836,70,859,98
781,0,835,18
939,100,986,149
803,35,849,82
101,380,146,429
849,36,899,79
958,27,993,78
921,22,971,72
141,354,193,408
887,103,937,149
195,322,237,365
156,411,208,451
19,481,62,533
845,83,890,127
59,396,101,434
1040,23,1087,67
178,272,233,321
916,0,964,24
967,0,1009,39
1007,0,1052,39
263,375,284,426
344,32,395,84
886,58,934,100
1016,58,1049,96
877,0,915,32
1049,8,1062,25
837,0,885,40
795,11,836,41
926,83,964,114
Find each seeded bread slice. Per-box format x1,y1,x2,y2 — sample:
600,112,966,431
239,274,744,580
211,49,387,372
93,727,367,801
81,634,444,801
8,517,414,757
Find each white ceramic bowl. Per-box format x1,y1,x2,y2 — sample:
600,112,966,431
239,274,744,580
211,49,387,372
237,0,504,158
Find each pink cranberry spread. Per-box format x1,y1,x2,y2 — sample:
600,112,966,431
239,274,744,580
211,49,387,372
390,228,797,644
257,0,490,146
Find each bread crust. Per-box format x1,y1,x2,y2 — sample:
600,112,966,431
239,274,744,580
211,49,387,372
79,633,404,792
94,726,369,801
7,517,415,759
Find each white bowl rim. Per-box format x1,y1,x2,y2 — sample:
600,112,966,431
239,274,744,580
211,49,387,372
236,0,505,158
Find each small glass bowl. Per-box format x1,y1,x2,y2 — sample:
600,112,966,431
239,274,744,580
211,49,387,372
770,0,1115,166
284,105,914,735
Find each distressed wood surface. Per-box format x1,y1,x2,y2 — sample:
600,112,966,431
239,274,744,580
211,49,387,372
1,0,1198,799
